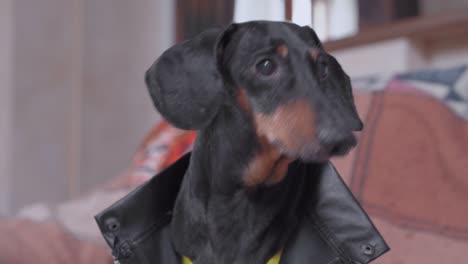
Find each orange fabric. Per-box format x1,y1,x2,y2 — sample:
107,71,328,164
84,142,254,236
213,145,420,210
161,131,197,169
132,121,197,176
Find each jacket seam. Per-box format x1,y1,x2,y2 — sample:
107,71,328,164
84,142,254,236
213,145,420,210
132,212,172,245
326,257,343,264
306,211,354,264
113,214,172,263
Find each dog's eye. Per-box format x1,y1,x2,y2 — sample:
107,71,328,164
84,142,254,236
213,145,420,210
256,59,276,76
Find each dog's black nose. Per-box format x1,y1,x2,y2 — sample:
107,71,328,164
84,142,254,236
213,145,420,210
353,120,364,131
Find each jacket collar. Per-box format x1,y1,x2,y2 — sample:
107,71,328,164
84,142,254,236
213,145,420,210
95,153,389,264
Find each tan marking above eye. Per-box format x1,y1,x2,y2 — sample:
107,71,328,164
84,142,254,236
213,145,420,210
243,136,291,187
310,49,320,62
277,44,288,58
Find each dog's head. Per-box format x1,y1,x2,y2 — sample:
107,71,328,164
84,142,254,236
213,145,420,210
145,21,362,162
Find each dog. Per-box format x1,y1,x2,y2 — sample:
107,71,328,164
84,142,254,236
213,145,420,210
144,21,364,264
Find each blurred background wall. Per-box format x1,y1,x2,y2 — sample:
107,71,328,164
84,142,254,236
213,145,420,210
0,0,174,214
0,0,14,214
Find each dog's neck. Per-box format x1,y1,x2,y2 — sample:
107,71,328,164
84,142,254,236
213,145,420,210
170,98,307,264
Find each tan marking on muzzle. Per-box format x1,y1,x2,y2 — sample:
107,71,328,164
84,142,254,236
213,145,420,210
255,100,317,154
243,136,292,187
237,88,298,187
241,98,318,187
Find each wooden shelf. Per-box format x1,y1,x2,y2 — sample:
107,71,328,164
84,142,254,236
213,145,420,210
324,9,468,51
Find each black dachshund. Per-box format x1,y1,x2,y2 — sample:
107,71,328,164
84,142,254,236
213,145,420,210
96,21,388,264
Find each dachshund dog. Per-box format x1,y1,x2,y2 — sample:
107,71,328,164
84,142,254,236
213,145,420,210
145,21,363,264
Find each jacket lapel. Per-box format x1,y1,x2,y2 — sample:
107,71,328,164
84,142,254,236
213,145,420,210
280,162,389,264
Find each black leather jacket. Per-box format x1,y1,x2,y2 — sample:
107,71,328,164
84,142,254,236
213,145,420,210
95,154,389,264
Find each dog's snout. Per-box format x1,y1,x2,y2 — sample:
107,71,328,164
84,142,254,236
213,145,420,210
318,129,356,146
318,128,357,156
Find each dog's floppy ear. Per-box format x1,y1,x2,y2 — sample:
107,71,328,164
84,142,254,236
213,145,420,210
299,25,323,49
145,25,238,130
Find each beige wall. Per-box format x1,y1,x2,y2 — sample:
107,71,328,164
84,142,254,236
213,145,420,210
331,38,422,78
428,36,468,69
3,0,173,213
332,37,468,79
11,0,80,211
421,0,468,15
0,0,14,215
80,0,173,193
